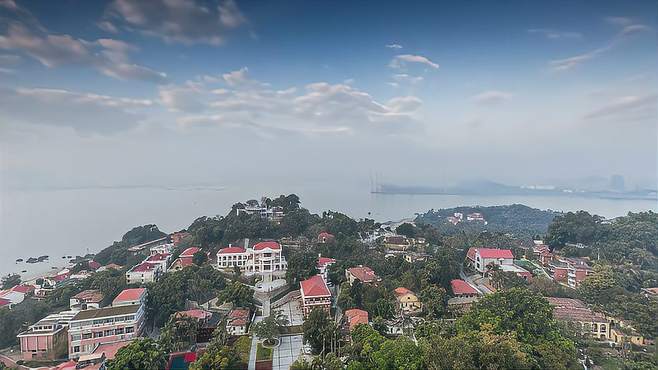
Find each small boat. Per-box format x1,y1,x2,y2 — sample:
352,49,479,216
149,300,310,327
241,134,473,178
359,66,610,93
21,270,27,273
16,258,23,263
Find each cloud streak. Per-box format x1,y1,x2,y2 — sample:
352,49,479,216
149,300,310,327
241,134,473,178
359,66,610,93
104,0,247,45
390,54,439,69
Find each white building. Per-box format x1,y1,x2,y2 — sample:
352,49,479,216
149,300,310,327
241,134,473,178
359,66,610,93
236,206,285,222
143,252,171,273
317,255,336,284
216,241,287,274
125,262,162,284
149,243,174,256
466,247,514,274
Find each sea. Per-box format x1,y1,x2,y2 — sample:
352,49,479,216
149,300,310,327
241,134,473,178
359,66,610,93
1,184,656,279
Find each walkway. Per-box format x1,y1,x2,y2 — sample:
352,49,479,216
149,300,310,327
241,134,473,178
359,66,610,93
247,316,263,370
272,335,304,370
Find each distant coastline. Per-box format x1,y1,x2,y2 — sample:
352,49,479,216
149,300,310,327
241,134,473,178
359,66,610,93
373,181,658,201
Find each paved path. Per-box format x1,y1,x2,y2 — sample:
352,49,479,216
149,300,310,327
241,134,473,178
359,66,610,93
272,335,304,370
247,316,263,370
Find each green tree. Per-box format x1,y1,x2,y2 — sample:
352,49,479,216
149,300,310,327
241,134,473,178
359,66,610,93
107,338,167,370
303,308,338,355
395,223,417,238
372,336,424,370
192,251,208,266
159,315,199,353
217,281,253,307
1,274,21,290
420,285,447,319
253,310,288,345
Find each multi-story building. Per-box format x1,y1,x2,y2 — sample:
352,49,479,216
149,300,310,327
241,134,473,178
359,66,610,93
68,304,145,359
466,248,514,273
125,261,162,284
300,275,331,316
344,309,368,332
225,308,251,336
317,255,336,284
17,310,78,361
547,298,610,340
216,241,287,274
383,235,411,251
170,247,202,271
236,205,285,223
112,288,147,307
345,266,380,285
393,287,422,315
70,290,104,311
144,252,171,273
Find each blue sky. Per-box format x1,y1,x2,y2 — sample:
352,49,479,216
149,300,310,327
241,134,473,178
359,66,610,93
0,0,656,190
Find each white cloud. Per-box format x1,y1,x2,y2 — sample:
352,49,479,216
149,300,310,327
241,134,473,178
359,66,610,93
104,0,247,45
390,54,439,69
472,90,513,105
386,43,403,49
584,93,657,121
549,18,651,72
0,87,152,134
97,21,119,34
527,28,583,40
167,68,423,136
0,5,166,82
392,73,424,84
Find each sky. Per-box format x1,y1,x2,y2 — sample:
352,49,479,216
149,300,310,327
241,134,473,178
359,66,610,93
0,0,656,192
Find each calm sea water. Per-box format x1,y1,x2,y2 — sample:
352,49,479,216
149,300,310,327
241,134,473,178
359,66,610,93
1,185,656,278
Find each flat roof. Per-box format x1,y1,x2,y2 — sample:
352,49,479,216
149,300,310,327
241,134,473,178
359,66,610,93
72,304,140,321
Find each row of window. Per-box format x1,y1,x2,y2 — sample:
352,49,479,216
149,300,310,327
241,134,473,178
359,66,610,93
70,326,134,342
69,315,136,329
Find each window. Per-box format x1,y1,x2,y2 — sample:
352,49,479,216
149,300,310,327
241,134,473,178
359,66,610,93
115,327,125,335
82,333,92,340
73,346,80,353
125,326,134,334
71,334,81,341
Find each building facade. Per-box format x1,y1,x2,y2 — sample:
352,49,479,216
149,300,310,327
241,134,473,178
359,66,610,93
17,311,77,361
467,248,514,273
68,304,145,359
300,275,332,316
216,241,287,274
125,261,162,284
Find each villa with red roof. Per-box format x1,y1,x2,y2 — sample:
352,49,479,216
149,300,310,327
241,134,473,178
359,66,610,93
300,275,332,316
318,232,335,244
144,252,171,273
344,308,369,331
226,308,251,336
216,241,287,274
393,287,422,314
125,261,162,284
345,266,380,285
317,255,336,284
466,247,515,273
450,279,479,297
70,290,104,311
112,288,147,307
170,247,202,271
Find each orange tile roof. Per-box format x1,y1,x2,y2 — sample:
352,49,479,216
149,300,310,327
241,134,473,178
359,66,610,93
300,275,331,297
112,288,146,304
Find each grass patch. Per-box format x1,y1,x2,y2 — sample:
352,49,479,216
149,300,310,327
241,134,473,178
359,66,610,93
256,343,273,361
234,336,252,363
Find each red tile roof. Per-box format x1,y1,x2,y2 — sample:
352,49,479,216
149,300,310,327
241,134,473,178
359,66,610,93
11,284,34,294
180,247,201,257
129,262,157,272
146,253,170,262
173,257,194,268
175,309,212,321
466,247,477,261
476,248,514,259
317,256,336,268
112,288,146,304
218,246,246,254
394,287,413,296
92,340,133,360
344,308,369,331
451,279,479,296
228,308,250,319
88,261,102,270
300,275,331,298
253,241,281,250
318,232,335,239
103,263,123,270
347,266,379,283
0,298,11,306
73,289,104,303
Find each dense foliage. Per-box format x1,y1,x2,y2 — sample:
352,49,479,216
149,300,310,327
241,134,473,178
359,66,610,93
94,225,167,266
416,204,557,237
146,265,226,327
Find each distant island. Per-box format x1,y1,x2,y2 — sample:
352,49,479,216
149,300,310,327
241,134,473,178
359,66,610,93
373,179,657,201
